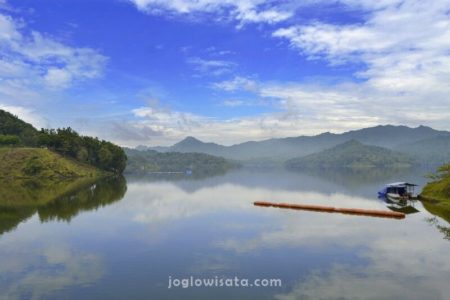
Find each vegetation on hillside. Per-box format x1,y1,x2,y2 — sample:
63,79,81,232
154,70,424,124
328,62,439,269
420,164,450,223
125,148,239,175
38,128,126,173
0,109,126,174
0,148,104,179
285,140,414,170
0,109,39,146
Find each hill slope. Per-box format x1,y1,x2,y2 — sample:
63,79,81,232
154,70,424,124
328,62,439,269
0,108,127,173
420,164,450,223
285,140,414,170
0,109,38,146
0,148,104,179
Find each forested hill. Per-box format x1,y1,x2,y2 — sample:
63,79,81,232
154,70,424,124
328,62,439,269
0,109,126,174
285,140,414,170
124,148,238,175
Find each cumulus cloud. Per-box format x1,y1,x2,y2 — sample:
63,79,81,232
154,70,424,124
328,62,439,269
116,0,448,146
0,12,108,129
0,14,107,90
0,12,107,128
127,0,293,26
272,0,450,112
3,0,447,146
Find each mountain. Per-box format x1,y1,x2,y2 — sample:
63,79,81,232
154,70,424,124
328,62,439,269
146,125,450,162
395,135,450,164
285,140,414,170
170,136,227,155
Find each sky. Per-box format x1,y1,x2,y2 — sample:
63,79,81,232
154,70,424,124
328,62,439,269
0,0,449,146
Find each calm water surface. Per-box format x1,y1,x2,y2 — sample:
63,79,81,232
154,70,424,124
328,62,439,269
0,168,449,299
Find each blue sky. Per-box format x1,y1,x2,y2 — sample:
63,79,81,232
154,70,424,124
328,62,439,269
1,0,449,146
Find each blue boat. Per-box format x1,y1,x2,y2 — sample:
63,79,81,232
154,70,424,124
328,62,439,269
378,182,418,200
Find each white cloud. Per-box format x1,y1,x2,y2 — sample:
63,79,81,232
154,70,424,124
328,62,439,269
0,13,106,106
213,76,258,91
273,1,450,94
0,12,108,128
118,93,385,146
43,68,73,89
0,14,107,89
187,57,236,76
127,0,293,25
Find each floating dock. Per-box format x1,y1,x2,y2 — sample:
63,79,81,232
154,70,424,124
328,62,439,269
254,201,405,219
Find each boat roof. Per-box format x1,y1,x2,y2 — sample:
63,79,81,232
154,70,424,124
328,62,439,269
386,182,418,187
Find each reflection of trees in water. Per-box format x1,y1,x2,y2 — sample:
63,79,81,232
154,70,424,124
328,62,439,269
422,199,450,225
0,206,35,236
126,169,228,182
0,176,127,235
426,217,450,241
38,176,127,222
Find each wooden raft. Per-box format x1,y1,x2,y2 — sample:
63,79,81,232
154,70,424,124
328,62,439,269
253,201,405,219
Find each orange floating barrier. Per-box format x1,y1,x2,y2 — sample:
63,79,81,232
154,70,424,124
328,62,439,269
253,201,405,219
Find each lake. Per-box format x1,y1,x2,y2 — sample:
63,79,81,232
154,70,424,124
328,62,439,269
1,168,449,299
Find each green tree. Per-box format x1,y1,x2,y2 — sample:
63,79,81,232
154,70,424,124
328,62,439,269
0,134,20,146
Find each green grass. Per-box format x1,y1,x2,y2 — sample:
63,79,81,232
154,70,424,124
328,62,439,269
420,164,450,223
0,147,106,179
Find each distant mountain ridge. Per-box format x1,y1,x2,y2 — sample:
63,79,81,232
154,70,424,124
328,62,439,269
141,125,450,163
285,140,414,170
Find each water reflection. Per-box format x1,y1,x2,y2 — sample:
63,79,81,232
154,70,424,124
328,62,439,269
0,176,127,235
0,244,103,300
38,176,127,222
383,198,420,214
0,168,449,299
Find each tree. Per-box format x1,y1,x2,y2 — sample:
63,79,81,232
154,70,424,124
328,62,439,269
0,134,20,146
1,109,127,174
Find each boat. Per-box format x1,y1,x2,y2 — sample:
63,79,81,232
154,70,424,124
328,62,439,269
378,182,418,200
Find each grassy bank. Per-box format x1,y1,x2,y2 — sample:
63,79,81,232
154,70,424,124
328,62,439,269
420,164,450,223
0,147,106,179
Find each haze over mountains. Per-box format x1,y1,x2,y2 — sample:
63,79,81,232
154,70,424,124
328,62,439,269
285,140,414,170
138,125,450,164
